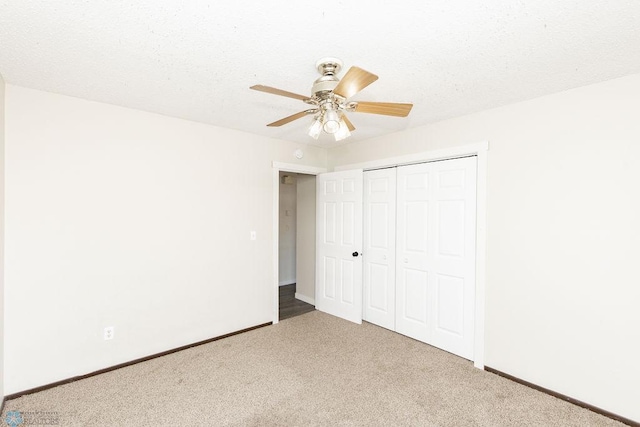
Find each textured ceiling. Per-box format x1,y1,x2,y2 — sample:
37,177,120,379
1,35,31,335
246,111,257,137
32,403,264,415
1,1,639,147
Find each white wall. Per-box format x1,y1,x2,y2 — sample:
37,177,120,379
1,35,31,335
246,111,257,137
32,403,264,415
295,174,315,304
3,85,327,394
0,73,5,396
278,173,296,285
328,73,640,422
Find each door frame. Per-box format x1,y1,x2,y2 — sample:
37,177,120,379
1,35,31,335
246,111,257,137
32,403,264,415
334,141,489,369
272,162,327,325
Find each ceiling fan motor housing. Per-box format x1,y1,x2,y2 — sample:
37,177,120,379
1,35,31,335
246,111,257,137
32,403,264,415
312,77,338,97
312,57,343,98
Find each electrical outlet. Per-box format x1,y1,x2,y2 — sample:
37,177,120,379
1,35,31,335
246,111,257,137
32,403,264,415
103,326,114,341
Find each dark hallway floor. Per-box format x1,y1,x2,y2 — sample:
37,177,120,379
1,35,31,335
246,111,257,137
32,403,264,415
279,284,315,320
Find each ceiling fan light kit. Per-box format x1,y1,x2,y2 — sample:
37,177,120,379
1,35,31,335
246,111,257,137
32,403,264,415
308,118,323,140
334,118,351,141
250,57,413,142
322,108,340,134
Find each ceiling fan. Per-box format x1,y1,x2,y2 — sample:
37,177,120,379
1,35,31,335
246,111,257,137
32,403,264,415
250,58,413,141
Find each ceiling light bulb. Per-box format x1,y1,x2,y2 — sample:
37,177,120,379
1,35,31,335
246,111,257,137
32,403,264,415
323,109,340,134
308,118,322,140
334,119,351,141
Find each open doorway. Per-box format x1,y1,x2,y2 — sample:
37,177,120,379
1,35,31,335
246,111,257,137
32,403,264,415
272,162,326,324
278,171,317,320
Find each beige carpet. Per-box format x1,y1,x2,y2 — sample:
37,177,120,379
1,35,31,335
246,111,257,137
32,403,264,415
2,311,624,426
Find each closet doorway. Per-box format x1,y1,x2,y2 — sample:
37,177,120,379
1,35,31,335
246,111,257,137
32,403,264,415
314,157,477,359
363,156,477,360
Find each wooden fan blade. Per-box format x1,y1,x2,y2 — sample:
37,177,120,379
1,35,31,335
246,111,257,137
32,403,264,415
267,110,313,127
354,101,413,117
342,114,356,132
333,67,379,99
250,85,310,101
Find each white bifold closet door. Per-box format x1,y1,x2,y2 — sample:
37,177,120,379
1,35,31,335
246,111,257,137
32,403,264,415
363,156,477,360
396,157,477,359
363,168,397,330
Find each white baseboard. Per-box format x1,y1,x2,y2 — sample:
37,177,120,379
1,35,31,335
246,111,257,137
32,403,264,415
295,293,315,306
279,281,294,286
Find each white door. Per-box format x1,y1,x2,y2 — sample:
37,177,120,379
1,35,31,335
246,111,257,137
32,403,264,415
396,157,477,359
396,162,433,343
363,168,397,330
316,169,363,324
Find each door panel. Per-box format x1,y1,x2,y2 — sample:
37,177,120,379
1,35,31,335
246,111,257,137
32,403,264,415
316,169,363,324
435,273,464,335
363,168,396,330
322,256,336,298
342,202,355,245
341,259,355,303
405,201,429,253
368,264,389,310
396,163,433,343
404,269,429,323
437,200,465,257
396,157,477,359
324,202,336,244
430,157,477,358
